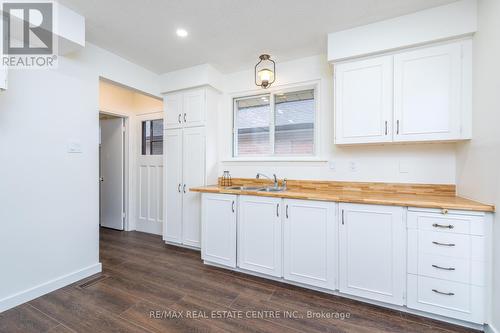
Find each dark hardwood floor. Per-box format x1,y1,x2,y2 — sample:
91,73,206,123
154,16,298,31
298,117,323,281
1,228,481,333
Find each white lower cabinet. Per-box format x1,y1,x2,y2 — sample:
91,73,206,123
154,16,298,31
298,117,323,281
201,194,237,268
283,199,336,290
339,203,406,305
237,196,282,277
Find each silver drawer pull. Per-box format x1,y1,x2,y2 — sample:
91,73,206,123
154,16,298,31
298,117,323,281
432,241,456,247
432,289,455,296
433,223,454,229
432,264,455,271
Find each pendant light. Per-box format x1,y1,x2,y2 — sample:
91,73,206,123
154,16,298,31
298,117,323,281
255,54,276,89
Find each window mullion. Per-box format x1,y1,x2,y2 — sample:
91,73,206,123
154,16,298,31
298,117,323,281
269,93,275,155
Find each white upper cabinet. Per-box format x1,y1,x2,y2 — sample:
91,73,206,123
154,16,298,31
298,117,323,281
335,56,393,144
164,88,206,129
339,203,406,305
238,196,282,277
394,42,463,142
333,39,472,144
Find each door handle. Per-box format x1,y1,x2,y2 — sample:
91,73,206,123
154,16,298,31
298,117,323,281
178,114,181,124
432,289,455,296
432,264,455,271
232,201,235,213
184,113,187,123
433,223,454,229
178,184,181,193
277,203,280,217
183,184,186,193
432,241,455,247
285,205,289,219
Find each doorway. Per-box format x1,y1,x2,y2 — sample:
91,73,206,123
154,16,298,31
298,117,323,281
99,113,127,230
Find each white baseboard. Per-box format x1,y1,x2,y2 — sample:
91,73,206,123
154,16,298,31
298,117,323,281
0,263,102,313
485,323,499,333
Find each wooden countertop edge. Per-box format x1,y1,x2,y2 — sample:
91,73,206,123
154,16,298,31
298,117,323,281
190,187,495,213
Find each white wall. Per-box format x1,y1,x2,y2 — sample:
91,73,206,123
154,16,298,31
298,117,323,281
0,43,161,312
218,55,457,184
455,0,500,330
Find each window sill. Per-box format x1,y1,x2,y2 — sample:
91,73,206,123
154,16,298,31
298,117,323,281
221,157,328,163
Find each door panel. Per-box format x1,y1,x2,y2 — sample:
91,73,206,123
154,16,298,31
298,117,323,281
283,199,336,289
183,89,205,127
164,129,183,243
238,196,282,277
202,194,237,268
181,127,205,248
100,118,124,230
339,203,405,305
394,42,462,141
335,55,393,144
164,92,183,129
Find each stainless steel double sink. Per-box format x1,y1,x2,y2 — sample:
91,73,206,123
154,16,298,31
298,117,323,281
225,186,286,193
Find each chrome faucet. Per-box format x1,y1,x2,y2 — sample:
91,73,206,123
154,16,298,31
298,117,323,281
256,173,278,188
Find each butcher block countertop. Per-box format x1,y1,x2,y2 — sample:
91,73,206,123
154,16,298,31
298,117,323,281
190,179,495,213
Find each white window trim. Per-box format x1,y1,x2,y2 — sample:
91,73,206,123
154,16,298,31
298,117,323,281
231,81,321,161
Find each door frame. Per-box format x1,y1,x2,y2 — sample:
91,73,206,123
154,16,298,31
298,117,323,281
99,110,130,231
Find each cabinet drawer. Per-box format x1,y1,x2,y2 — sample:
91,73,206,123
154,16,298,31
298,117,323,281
407,275,485,324
407,211,484,235
418,253,470,284
418,230,470,258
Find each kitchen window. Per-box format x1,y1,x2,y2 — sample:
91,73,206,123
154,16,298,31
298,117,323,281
233,88,316,157
142,119,163,155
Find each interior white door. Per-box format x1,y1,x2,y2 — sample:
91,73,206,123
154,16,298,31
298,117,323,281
335,55,393,144
164,128,183,244
238,196,282,277
164,92,183,129
394,42,462,142
339,203,405,305
183,88,205,127
283,199,336,289
100,118,124,230
137,115,164,235
181,127,205,248
202,194,237,268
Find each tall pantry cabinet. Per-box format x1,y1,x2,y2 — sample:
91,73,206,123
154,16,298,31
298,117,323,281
163,86,219,249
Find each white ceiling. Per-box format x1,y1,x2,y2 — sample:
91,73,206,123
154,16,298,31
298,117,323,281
58,0,457,74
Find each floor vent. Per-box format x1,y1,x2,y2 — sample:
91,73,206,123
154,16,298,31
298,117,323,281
78,275,108,289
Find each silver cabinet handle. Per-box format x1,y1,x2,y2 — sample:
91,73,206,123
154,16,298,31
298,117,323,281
342,209,345,225
184,113,187,123
433,223,454,229
232,201,235,213
178,184,181,193
385,121,388,135
432,264,455,271
432,241,455,247
432,289,455,296
285,205,289,219
178,114,181,123
183,184,186,193
277,203,280,217
396,120,400,135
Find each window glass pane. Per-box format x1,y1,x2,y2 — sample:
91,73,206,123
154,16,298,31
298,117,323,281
142,119,164,155
234,96,272,156
274,89,315,155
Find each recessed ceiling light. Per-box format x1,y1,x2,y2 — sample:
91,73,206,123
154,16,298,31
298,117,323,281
176,28,188,38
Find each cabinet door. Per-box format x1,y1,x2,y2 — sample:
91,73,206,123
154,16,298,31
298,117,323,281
183,88,205,127
0,67,7,90
164,129,183,244
394,42,462,142
202,194,237,268
181,127,205,248
335,56,393,144
339,203,405,305
283,199,336,289
164,92,183,129
238,196,282,277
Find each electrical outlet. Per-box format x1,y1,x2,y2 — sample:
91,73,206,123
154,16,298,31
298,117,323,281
349,161,357,172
